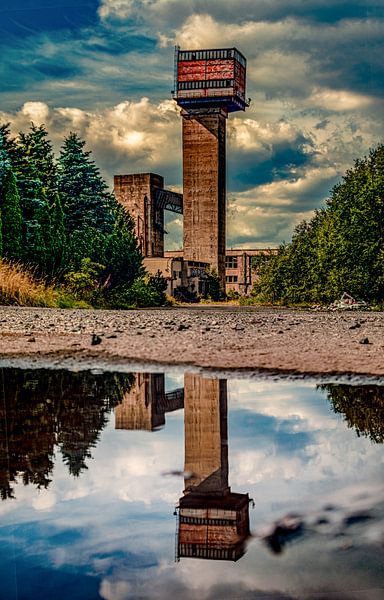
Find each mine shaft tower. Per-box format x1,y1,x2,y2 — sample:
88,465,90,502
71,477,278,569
173,46,249,288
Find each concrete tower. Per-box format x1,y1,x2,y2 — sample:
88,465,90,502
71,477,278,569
177,373,250,561
174,47,248,289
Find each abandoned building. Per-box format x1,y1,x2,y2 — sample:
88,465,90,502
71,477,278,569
114,47,276,298
114,373,251,561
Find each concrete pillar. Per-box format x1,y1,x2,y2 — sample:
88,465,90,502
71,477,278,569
183,373,229,495
182,109,227,290
113,173,164,257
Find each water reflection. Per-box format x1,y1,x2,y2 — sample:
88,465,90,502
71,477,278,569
113,372,251,560
0,367,383,599
177,374,250,561
115,373,184,431
320,384,384,443
0,368,134,499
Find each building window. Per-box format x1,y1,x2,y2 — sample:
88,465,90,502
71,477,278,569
226,256,238,268
226,275,238,283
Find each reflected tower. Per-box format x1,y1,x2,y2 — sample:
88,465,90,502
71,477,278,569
177,374,250,561
115,374,184,431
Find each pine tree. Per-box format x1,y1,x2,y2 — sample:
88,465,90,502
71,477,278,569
0,130,22,261
12,123,57,206
0,208,3,257
48,193,67,277
0,170,22,261
100,204,144,289
23,187,52,275
58,133,115,235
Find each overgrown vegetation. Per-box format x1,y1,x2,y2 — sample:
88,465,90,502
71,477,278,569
0,123,166,308
0,260,57,307
251,145,384,306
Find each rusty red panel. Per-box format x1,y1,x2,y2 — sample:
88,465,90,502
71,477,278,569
178,59,236,82
178,61,205,80
206,59,233,67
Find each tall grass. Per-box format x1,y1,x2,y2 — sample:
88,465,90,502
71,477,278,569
0,259,58,307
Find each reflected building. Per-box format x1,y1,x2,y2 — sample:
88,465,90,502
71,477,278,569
177,374,250,561
115,373,184,431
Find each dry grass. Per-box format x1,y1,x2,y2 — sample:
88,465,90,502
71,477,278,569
0,260,58,307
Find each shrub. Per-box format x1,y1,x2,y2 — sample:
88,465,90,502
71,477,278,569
109,274,167,308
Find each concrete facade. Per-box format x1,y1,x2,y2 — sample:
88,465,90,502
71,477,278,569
183,373,229,496
182,109,227,289
225,248,278,295
114,373,184,431
114,173,164,257
164,248,278,296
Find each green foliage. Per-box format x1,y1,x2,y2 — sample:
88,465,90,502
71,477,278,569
109,273,167,308
11,123,57,205
205,266,222,301
99,204,144,290
226,288,240,300
0,170,22,260
320,384,384,444
58,133,115,235
23,190,53,276
47,193,67,277
0,122,160,308
64,258,106,304
254,145,384,305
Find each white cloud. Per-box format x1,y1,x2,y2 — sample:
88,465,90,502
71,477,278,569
99,578,133,600
229,118,310,153
0,99,181,186
309,88,376,112
21,101,50,123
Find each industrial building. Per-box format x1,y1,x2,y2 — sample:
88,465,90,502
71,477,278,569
114,373,251,561
114,47,276,298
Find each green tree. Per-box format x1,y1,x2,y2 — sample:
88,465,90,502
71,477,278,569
100,204,144,290
12,123,57,206
47,193,67,277
320,384,384,444
58,133,115,235
0,170,23,261
254,145,384,305
1,123,60,275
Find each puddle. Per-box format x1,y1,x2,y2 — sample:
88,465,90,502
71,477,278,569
0,367,383,599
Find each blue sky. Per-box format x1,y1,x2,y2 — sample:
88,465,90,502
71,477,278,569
1,375,383,599
1,1,383,248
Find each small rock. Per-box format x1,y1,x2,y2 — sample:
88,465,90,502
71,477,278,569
27,337,36,343
349,323,361,330
106,334,117,339
178,323,189,331
91,334,102,345
359,337,370,345
233,324,245,331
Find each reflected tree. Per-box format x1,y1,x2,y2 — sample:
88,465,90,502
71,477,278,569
0,368,134,499
320,384,384,444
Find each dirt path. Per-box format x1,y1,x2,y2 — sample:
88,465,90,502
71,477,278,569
1,305,384,377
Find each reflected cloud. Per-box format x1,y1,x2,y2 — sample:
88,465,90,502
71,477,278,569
0,368,383,598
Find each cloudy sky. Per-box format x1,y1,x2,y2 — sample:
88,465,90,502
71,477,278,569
1,375,383,598
1,1,383,248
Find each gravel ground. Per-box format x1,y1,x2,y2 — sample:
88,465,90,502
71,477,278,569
1,305,384,377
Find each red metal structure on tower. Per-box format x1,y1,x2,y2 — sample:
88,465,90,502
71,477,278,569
173,47,248,112
173,46,249,291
